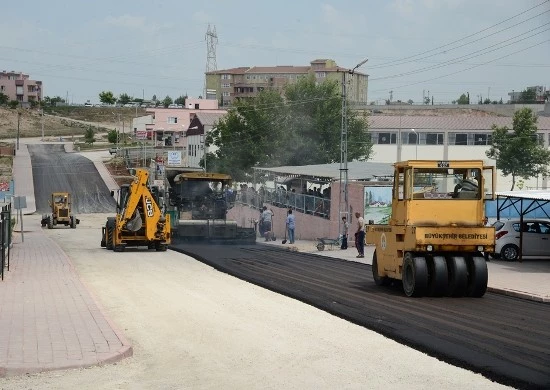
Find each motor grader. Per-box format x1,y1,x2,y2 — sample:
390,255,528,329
41,192,79,229
101,168,170,252
366,160,495,297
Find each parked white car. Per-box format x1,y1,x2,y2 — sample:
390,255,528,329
492,219,550,261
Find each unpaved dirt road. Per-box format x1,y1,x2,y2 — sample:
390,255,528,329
0,214,510,390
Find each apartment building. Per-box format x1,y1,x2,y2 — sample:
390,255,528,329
0,71,42,105
368,114,550,191
205,59,368,107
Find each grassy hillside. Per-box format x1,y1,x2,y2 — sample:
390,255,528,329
0,106,147,140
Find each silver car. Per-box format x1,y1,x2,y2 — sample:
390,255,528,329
493,219,550,261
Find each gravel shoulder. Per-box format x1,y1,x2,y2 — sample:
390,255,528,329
0,213,511,389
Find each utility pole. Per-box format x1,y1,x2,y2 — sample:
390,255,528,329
339,58,368,236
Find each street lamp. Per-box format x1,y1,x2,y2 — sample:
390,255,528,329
340,58,368,233
411,129,418,159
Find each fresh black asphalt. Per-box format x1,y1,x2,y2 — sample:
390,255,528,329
171,242,550,390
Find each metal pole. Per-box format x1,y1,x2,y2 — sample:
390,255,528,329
16,112,21,150
41,109,44,141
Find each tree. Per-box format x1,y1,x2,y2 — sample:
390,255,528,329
519,88,537,104
107,129,118,144
162,95,173,108
174,95,187,105
43,96,66,106
486,108,550,190
118,93,132,105
84,126,95,145
152,94,157,102
423,96,430,105
0,92,8,105
407,99,414,105
456,94,469,105
8,100,19,109
99,91,116,105
483,98,491,104
207,75,372,181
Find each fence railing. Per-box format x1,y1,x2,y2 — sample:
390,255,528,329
1,203,12,281
235,189,331,219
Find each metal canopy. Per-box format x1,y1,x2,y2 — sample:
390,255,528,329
495,190,550,263
253,161,394,182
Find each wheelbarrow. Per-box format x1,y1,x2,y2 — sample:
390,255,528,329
316,236,342,251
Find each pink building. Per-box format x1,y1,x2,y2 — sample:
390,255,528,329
142,99,226,166
0,71,42,106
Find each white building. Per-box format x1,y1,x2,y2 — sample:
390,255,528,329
185,112,226,169
368,114,550,191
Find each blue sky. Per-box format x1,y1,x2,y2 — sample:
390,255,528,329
1,0,548,104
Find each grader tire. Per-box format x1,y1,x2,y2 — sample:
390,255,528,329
427,256,449,297
47,216,53,229
372,251,390,286
70,216,76,229
447,256,468,297
402,253,428,297
466,256,488,297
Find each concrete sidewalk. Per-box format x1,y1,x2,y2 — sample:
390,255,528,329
261,238,550,303
0,141,131,377
0,225,132,377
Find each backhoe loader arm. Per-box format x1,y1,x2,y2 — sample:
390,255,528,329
116,168,169,241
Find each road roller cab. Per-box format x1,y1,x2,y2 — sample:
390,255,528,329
366,160,495,297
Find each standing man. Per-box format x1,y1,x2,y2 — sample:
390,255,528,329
340,216,349,249
261,206,274,241
355,211,365,258
286,209,295,244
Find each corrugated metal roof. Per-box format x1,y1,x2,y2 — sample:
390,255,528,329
496,190,550,201
368,115,550,130
193,112,226,126
254,161,394,181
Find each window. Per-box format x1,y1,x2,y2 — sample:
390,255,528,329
222,92,230,97
454,133,468,145
222,83,230,88
0,86,4,92
221,74,231,80
167,117,177,124
316,72,326,78
406,133,418,145
474,133,489,145
377,133,396,144
16,86,23,95
426,133,443,145
246,75,250,80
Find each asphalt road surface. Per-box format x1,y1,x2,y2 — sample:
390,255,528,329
29,144,116,214
171,242,550,390
25,145,549,389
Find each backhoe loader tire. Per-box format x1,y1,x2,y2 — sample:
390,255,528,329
47,216,53,229
466,256,488,298
402,253,428,297
105,218,115,250
155,242,167,252
446,256,468,297
427,256,448,297
372,251,390,286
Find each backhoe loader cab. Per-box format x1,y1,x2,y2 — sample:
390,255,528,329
101,168,171,252
41,192,79,229
366,160,495,297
